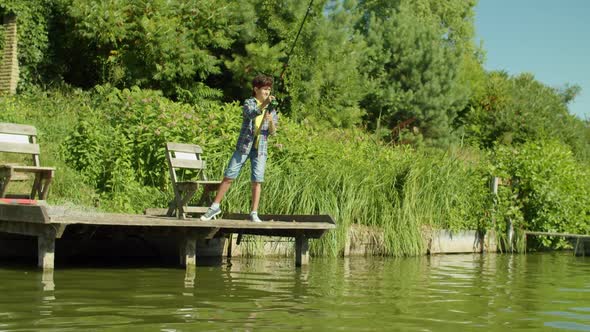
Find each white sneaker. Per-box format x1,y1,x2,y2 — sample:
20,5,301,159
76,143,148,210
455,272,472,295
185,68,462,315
200,206,221,221
250,212,262,223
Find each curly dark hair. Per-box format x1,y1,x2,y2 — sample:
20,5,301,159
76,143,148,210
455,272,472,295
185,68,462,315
252,74,273,96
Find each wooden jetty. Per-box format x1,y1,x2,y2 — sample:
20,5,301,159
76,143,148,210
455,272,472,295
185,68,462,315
0,124,335,271
0,203,336,269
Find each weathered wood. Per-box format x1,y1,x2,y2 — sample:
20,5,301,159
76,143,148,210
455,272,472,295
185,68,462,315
0,123,37,136
525,231,590,239
295,236,309,267
183,237,197,267
226,233,233,258
38,231,55,269
574,238,590,256
0,220,56,237
170,158,206,170
166,141,220,219
0,142,40,154
0,204,49,223
145,207,209,216
1,123,55,200
167,142,203,154
1,165,55,173
224,213,335,224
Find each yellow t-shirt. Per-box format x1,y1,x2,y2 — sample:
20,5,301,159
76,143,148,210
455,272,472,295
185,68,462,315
254,100,265,147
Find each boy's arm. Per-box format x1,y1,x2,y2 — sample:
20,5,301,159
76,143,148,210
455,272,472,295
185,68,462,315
243,98,262,120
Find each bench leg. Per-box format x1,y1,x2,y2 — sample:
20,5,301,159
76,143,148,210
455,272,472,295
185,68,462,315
39,176,53,200
31,174,42,199
0,175,12,198
295,236,309,267
38,232,55,270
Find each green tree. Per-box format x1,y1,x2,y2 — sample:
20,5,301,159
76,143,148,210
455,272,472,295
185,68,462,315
223,0,367,128
358,0,473,146
53,0,242,104
461,71,590,162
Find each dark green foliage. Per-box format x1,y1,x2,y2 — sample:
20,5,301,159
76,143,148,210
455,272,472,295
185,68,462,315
358,0,471,146
51,0,242,105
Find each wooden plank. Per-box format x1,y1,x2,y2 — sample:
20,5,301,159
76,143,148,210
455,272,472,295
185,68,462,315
0,133,30,144
50,212,335,235
174,152,198,160
170,159,205,170
220,228,328,239
0,142,40,154
3,165,55,173
0,204,50,223
145,207,208,216
0,220,58,237
196,180,222,185
525,231,590,239
0,123,37,136
166,142,203,154
224,213,336,225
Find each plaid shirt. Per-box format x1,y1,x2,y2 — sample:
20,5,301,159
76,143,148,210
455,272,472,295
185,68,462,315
235,97,279,156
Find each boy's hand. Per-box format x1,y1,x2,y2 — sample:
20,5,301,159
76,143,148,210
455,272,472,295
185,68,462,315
262,95,275,108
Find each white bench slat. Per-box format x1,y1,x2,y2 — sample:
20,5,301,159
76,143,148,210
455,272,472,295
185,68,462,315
170,159,206,170
174,152,198,160
0,142,40,154
0,133,30,144
0,123,37,136
166,142,203,154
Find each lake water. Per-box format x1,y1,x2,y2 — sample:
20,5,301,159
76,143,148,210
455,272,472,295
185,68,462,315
0,252,588,331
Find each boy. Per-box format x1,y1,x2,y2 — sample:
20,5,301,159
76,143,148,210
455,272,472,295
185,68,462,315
201,74,279,222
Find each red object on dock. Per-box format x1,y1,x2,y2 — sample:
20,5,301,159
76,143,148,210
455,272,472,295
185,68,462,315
0,198,38,205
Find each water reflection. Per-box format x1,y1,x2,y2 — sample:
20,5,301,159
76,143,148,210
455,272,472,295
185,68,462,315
0,253,589,331
40,269,55,292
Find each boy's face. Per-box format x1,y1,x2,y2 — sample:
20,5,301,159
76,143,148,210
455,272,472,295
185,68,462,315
254,86,272,101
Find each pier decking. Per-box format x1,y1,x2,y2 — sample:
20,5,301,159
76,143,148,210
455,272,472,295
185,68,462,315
0,203,336,269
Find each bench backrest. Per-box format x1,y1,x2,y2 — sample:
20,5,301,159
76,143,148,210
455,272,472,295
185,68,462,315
165,142,209,183
0,123,41,167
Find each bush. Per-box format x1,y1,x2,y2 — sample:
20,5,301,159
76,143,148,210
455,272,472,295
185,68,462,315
491,140,590,250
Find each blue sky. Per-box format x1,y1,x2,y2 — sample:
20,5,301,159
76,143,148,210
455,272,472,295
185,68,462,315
475,0,590,120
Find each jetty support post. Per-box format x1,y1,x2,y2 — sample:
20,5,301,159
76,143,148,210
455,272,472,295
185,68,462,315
574,238,590,256
180,236,197,267
38,229,56,270
295,235,309,267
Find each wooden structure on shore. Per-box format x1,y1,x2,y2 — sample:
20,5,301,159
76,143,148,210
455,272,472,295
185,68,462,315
0,203,335,270
525,231,590,256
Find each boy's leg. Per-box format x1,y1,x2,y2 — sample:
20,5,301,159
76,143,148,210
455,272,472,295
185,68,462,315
251,182,261,212
213,177,233,204
201,151,247,221
249,149,266,222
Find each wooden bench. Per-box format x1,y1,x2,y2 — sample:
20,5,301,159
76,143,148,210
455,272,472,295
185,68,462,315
165,142,221,219
0,123,55,200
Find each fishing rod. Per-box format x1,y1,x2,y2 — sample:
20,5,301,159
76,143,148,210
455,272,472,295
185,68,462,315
280,0,315,82
270,0,315,110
